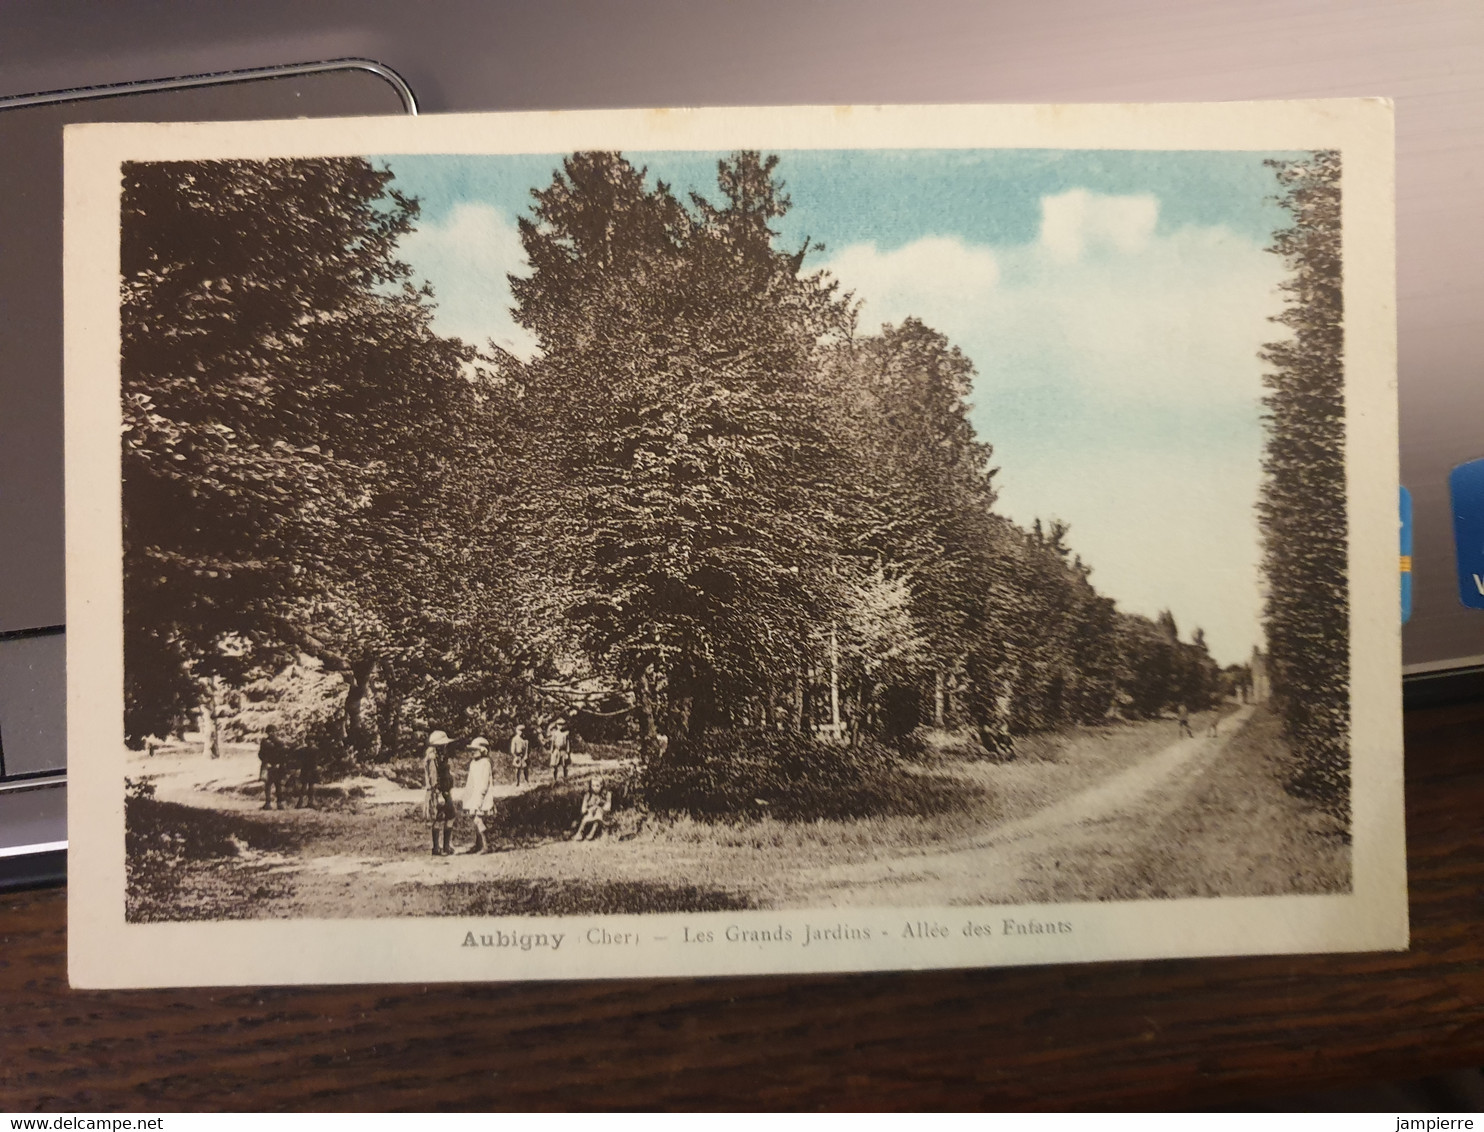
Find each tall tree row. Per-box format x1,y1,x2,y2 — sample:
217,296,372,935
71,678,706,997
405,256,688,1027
1257,150,1349,817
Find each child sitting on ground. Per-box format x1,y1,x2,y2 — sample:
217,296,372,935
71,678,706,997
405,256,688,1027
573,776,612,841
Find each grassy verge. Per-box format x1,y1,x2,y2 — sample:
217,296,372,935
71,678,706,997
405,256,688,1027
125,794,303,921
1014,705,1349,901
1141,703,1350,896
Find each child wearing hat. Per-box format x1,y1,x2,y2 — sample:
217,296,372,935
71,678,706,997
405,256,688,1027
462,737,496,854
424,730,456,856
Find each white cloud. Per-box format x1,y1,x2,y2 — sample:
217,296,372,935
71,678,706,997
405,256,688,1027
816,189,1292,664
988,222,1289,407
394,202,540,360
826,236,999,337
1039,189,1158,262
820,197,1289,410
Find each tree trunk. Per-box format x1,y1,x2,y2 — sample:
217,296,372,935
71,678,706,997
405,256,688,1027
801,664,816,736
199,705,223,760
829,626,841,735
636,667,660,759
200,678,225,759
343,656,382,762
269,618,378,762
376,675,405,761
934,667,946,728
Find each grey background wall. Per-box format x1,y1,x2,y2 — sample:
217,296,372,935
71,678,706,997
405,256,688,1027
2,1,1476,113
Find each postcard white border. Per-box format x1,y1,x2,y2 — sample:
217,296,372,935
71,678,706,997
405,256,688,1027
64,101,1403,988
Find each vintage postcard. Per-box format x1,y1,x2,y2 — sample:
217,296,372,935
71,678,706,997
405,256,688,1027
64,101,1403,988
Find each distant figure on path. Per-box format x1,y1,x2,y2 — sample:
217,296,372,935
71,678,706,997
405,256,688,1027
510,724,531,786
293,741,320,810
548,719,571,783
462,736,496,854
573,775,612,841
1207,711,1221,738
258,725,291,811
1177,703,1194,739
424,730,456,856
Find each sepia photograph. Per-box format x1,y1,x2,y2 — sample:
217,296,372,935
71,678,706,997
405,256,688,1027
64,102,1404,986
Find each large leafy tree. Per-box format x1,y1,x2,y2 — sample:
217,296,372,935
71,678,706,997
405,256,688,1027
822,321,1125,740
842,323,999,659
1256,150,1349,817
506,151,853,746
819,320,1016,727
121,158,492,754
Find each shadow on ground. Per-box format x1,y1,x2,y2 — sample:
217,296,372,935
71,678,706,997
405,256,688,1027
126,796,309,922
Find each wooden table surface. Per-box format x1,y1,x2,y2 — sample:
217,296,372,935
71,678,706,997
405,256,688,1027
2,699,1480,1112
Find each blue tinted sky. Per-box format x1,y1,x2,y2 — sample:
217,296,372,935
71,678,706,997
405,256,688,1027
375,149,1303,666
378,149,1291,248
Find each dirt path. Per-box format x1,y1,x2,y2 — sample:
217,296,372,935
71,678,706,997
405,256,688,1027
130,708,1271,918
782,705,1256,907
127,743,667,916
135,744,542,814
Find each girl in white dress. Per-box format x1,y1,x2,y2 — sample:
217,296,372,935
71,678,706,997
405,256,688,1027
462,737,496,854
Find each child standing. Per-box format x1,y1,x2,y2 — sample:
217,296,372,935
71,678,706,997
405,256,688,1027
510,724,531,787
1177,703,1194,739
462,737,496,854
424,730,456,856
547,719,571,784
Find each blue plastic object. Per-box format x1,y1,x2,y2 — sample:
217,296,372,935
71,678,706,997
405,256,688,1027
1401,485,1413,623
1448,458,1484,610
